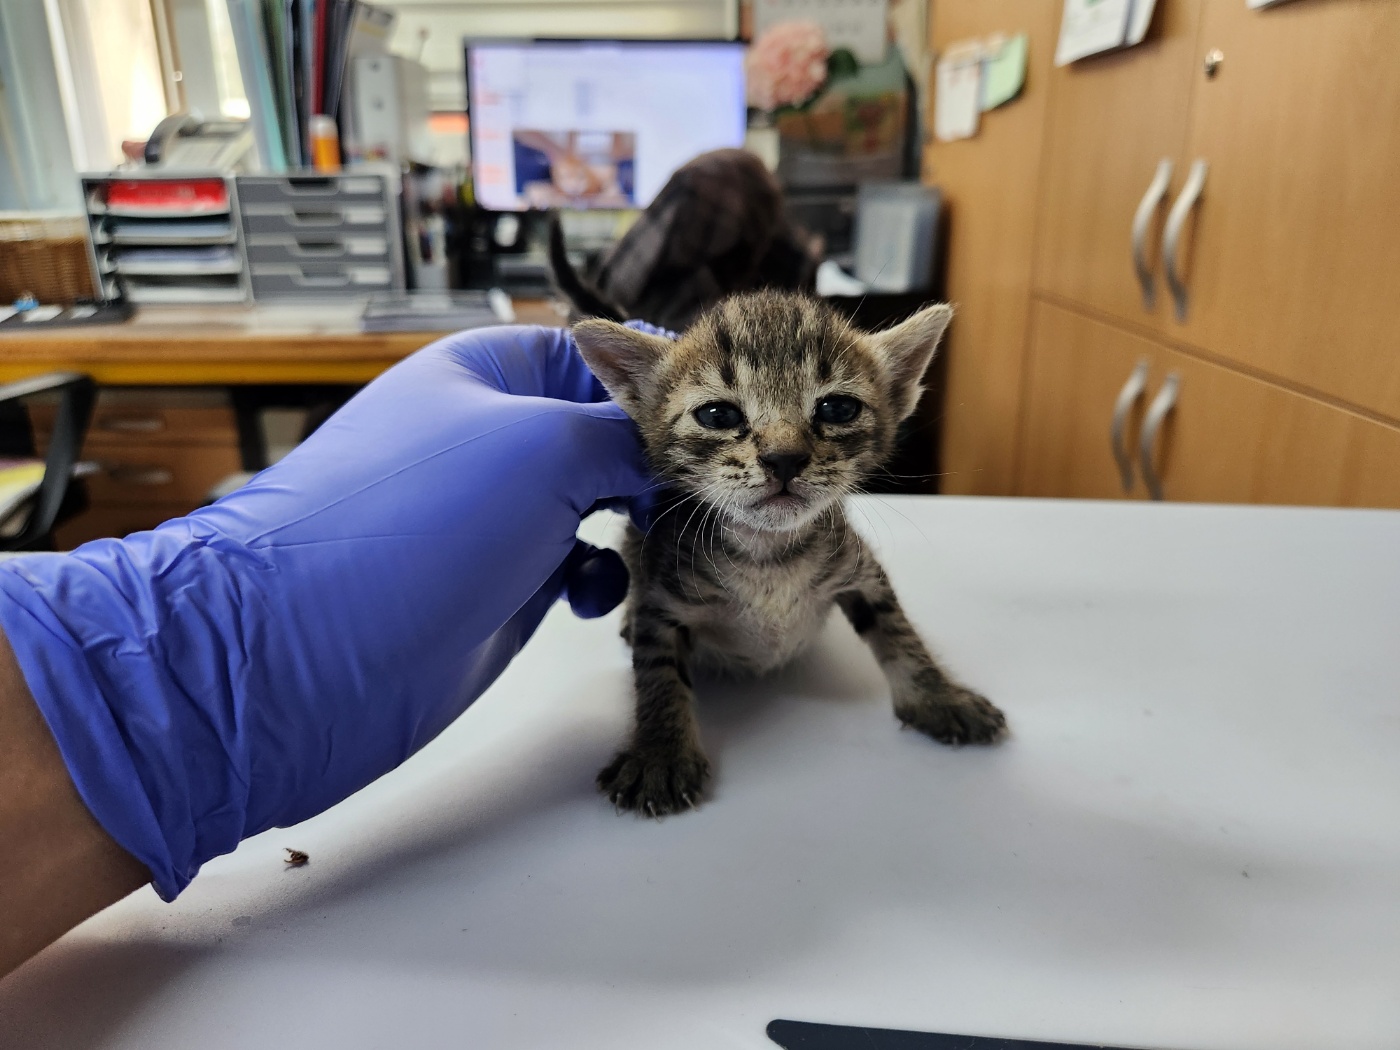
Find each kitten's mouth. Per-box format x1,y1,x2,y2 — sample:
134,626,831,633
729,481,829,532
749,482,821,522
754,484,808,510
761,492,806,512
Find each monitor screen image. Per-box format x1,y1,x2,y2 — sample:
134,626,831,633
466,40,748,212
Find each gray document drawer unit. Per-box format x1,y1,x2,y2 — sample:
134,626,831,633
237,172,403,300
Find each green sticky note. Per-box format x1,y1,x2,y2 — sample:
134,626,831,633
981,33,1028,111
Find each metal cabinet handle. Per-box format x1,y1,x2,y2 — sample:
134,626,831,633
1138,374,1180,501
1131,159,1173,310
1162,159,1208,321
1110,359,1151,492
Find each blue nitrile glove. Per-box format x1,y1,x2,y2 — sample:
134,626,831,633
0,323,667,901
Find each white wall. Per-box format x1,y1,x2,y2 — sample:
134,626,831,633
0,2,81,210
373,0,738,110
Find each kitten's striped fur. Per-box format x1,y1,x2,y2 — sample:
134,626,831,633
575,292,1005,817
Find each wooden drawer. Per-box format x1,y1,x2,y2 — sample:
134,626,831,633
31,388,237,447
1021,300,1400,508
82,441,242,505
27,388,243,545
1020,300,1151,501
87,404,236,445
54,501,195,551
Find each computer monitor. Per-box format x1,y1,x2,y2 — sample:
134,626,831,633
465,39,748,212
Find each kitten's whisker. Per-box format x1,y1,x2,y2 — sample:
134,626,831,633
672,479,729,597
675,491,711,588
865,467,953,482
688,495,721,597
861,495,933,549
849,252,895,322
853,494,897,549
639,489,702,556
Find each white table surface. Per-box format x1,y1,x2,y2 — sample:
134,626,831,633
3,497,1399,1050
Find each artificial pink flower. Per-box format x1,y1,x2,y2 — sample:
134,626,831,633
746,20,830,112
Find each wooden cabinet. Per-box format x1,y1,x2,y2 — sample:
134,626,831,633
1021,301,1400,506
1020,301,1153,500
925,0,1063,496
35,389,242,549
1033,0,1202,328
1179,0,1400,419
1153,340,1400,508
928,0,1400,509
81,442,242,507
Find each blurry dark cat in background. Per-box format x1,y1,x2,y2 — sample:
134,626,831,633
547,148,820,331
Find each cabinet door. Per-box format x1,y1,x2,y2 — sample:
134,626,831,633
1179,0,1400,420
1019,300,1157,499
926,0,1063,496
1033,0,1203,327
1022,300,1400,508
1146,340,1400,509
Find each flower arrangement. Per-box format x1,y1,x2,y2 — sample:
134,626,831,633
746,20,895,186
745,20,832,114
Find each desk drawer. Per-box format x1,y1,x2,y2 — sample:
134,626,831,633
246,234,389,266
90,405,236,444
31,391,237,447
84,443,242,505
238,174,386,206
242,204,388,237
251,263,393,298
55,500,197,551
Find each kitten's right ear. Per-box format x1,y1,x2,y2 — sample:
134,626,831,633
572,320,671,416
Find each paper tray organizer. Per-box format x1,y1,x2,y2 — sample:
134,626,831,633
82,173,251,305
81,171,403,304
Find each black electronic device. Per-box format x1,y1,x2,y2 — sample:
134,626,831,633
768,1019,1153,1050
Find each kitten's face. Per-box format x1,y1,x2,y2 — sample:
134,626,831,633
575,292,952,532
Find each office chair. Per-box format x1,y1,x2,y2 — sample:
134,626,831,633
0,372,97,552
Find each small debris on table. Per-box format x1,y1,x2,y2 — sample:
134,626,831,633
283,848,310,867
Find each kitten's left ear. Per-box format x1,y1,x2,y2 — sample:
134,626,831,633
868,303,954,421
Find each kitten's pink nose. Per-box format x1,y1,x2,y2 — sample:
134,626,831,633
759,451,811,485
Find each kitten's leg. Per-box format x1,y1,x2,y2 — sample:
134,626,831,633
837,564,1006,745
598,603,710,817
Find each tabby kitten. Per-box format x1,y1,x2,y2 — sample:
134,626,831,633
573,291,1006,817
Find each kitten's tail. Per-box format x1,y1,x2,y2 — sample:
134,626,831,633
547,214,629,323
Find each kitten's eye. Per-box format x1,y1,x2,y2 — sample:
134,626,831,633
815,395,863,425
694,401,745,429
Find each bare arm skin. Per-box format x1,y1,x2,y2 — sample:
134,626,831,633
0,630,149,981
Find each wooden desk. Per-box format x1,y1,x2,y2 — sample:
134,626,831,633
0,299,564,386
0,298,569,546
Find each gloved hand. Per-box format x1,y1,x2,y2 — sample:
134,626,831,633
0,323,662,901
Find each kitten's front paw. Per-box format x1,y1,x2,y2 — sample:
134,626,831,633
597,742,710,818
896,675,1007,746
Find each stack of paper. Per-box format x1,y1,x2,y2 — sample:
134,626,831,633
1054,0,1158,67
0,460,44,538
360,291,515,333
933,33,1028,143
226,0,393,171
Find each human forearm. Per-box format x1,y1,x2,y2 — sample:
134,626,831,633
0,325,655,979
0,630,148,981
